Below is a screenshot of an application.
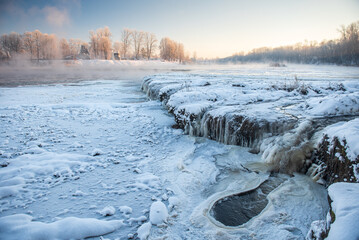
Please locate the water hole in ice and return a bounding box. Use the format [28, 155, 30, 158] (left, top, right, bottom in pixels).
[209, 174, 288, 227]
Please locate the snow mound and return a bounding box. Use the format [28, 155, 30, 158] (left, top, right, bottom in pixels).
[137, 222, 151, 240]
[0, 214, 124, 240]
[149, 201, 168, 225]
[98, 206, 116, 216]
[119, 205, 133, 215]
[322, 118, 359, 160]
[327, 182, 359, 240]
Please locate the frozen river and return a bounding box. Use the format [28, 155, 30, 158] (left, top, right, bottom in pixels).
[1, 63, 355, 239]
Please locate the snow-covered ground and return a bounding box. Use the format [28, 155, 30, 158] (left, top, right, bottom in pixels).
[143, 64, 359, 173]
[326, 182, 359, 240]
[0, 63, 357, 239]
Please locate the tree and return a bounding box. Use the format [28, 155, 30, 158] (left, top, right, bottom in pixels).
[121, 28, 132, 59]
[132, 30, 144, 60]
[22, 32, 35, 59]
[0, 34, 11, 55]
[159, 37, 185, 62]
[0, 32, 23, 58]
[8, 32, 22, 54]
[89, 30, 99, 58]
[144, 32, 157, 60]
[60, 38, 70, 58]
[32, 30, 43, 61]
[89, 26, 112, 59]
[69, 39, 83, 57]
[41, 33, 59, 60]
[98, 26, 112, 60]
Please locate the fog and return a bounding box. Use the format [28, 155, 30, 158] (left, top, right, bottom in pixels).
[0, 60, 192, 87]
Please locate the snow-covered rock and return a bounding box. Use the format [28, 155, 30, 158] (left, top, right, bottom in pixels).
[137, 222, 151, 240]
[149, 201, 168, 225]
[310, 118, 359, 185]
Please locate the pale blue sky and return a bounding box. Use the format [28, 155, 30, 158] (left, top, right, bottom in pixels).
[0, 0, 358, 58]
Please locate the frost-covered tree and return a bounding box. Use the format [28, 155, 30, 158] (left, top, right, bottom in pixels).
[121, 28, 132, 59]
[60, 38, 70, 58]
[69, 39, 83, 57]
[89, 30, 99, 59]
[132, 30, 144, 60]
[144, 32, 157, 60]
[0, 32, 22, 58]
[22, 32, 35, 59]
[89, 27, 112, 59]
[160, 37, 185, 62]
[113, 41, 122, 58]
[32, 30, 43, 61]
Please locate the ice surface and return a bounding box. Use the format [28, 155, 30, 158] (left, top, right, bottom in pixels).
[0, 64, 344, 239]
[327, 182, 359, 240]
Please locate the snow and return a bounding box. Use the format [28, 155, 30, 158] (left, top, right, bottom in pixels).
[327, 182, 359, 240]
[0, 214, 124, 240]
[0, 63, 355, 239]
[168, 196, 180, 211]
[144, 64, 359, 123]
[321, 118, 359, 161]
[119, 206, 133, 215]
[137, 222, 152, 240]
[98, 206, 116, 216]
[149, 201, 168, 225]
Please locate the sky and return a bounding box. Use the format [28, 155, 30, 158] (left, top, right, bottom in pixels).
[0, 0, 358, 58]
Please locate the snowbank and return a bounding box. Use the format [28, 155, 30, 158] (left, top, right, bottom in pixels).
[0, 214, 124, 240]
[322, 118, 359, 161]
[327, 182, 359, 240]
[310, 118, 359, 185]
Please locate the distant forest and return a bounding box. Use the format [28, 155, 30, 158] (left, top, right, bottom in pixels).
[0, 26, 189, 63]
[220, 20, 359, 66]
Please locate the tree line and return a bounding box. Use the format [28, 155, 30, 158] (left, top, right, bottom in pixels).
[0, 26, 189, 62]
[220, 20, 359, 66]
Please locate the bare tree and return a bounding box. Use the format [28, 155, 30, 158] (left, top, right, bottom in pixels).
[8, 32, 22, 54]
[69, 39, 84, 57]
[0, 32, 23, 59]
[60, 38, 70, 59]
[0, 34, 11, 56]
[32, 30, 43, 61]
[89, 27, 112, 59]
[22, 32, 35, 59]
[160, 37, 185, 62]
[132, 30, 144, 60]
[41, 33, 59, 60]
[98, 26, 112, 59]
[144, 32, 157, 60]
[121, 28, 132, 59]
[89, 30, 99, 59]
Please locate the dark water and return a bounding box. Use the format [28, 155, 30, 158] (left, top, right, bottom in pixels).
[210, 175, 287, 226]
